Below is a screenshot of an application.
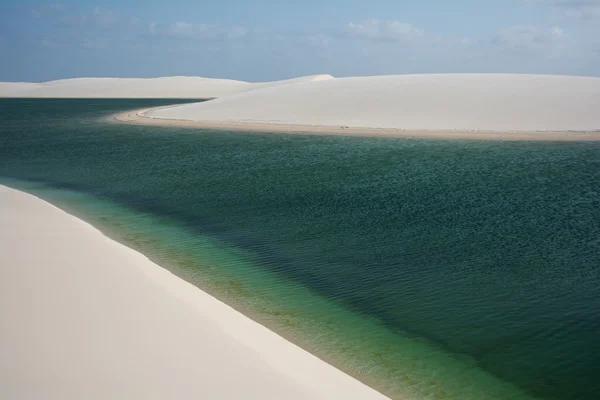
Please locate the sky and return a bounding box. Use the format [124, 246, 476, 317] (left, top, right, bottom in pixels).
[1, 0, 599, 82]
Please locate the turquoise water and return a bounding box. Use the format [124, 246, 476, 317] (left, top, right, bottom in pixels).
[1, 99, 599, 400]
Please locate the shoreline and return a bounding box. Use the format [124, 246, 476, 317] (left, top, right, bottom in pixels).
[0, 178, 543, 400]
[0, 185, 390, 400]
[20, 181, 390, 397]
[115, 106, 600, 142]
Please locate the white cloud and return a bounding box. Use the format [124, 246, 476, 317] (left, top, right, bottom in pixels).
[168, 21, 195, 37]
[18, 5, 599, 78]
[526, 0, 600, 18]
[129, 16, 141, 27]
[48, 3, 65, 11]
[81, 37, 109, 49]
[37, 6, 123, 29]
[29, 3, 64, 19]
[228, 26, 249, 39]
[168, 22, 221, 39]
[304, 34, 332, 48]
[347, 19, 424, 41]
[492, 26, 566, 50]
[150, 21, 249, 41]
[92, 8, 121, 26]
[551, 26, 565, 37]
[41, 38, 58, 48]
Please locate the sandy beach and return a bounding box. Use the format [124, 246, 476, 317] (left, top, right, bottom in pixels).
[0, 185, 389, 400]
[116, 107, 600, 141]
[112, 73, 600, 141]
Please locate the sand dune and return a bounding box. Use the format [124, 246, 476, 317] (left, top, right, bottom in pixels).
[0, 77, 248, 98]
[0, 185, 388, 400]
[5, 73, 599, 134]
[147, 74, 600, 132]
[0, 82, 40, 96]
[0, 74, 334, 98]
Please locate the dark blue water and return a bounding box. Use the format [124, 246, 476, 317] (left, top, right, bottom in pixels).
[1, 99, 599, 399]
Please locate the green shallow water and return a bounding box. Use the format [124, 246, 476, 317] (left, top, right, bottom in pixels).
[1, 99, 599, 400]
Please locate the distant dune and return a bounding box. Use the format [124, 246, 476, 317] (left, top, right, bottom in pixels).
[146, 74, 600, 132]
[0, 75, 334, 99]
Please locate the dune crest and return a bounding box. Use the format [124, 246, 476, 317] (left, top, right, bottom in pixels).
[0, 74, 334, 99]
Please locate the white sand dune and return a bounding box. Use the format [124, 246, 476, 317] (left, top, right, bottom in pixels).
[0, 77, 248, 98]
[147, 74, 600, 132]
[0, 74, 334, 98]
[0, 82, 40, 95]
[0, 185, 388, 400]
[5, 72, 599, 135]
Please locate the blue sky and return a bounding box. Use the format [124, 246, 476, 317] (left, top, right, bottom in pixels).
[1, 0, 599, 82]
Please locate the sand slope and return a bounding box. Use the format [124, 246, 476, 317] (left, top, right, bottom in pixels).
[0, 75, 334, 98]
[0, 185, 388, 400]
[147, 74, 600, 132]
